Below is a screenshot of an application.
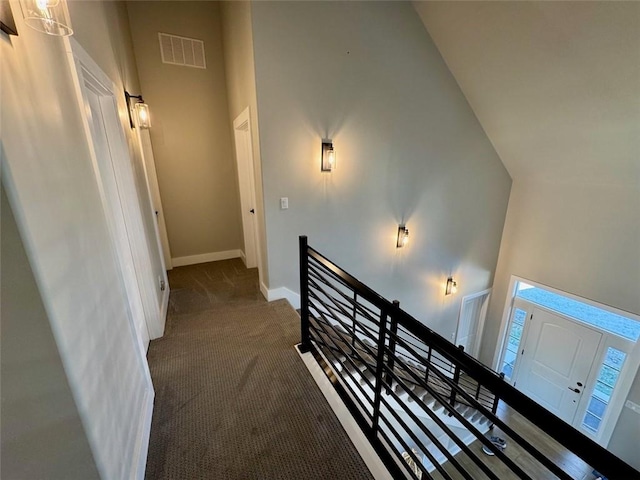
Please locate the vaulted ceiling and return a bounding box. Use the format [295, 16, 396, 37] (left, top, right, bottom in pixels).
[414, 1, 640, 187]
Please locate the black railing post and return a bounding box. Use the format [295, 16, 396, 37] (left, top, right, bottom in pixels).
[384, 300, 400, 394]
[299, 236, 311, 353]
[449, 345, 464, 410]
[492, 372, 505, 415]
[372, 309, 389, 434]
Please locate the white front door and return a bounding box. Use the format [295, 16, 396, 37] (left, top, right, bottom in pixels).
[515, 308, 602, 424]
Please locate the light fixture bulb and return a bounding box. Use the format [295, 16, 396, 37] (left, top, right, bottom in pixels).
[397, 226, 409, 248]
[321, 141, 335, 172]
[20, 0, 72, 36]
[134, 103, 151, 129]
[445, 277, 458, 296]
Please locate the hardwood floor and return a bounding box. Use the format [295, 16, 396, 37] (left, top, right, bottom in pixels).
[432, 402, 597, 480]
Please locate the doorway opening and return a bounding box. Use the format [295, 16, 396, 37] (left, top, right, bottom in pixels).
[496, 277, 640, 445]
[233, 107, 261, 273]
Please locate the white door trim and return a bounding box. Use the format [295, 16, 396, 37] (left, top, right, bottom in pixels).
[136, 128, 172, 271]
[233, 107, 261, 271]
[455, 288, 491, 358]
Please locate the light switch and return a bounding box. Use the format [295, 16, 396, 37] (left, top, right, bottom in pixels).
[280, 197, 289, 209]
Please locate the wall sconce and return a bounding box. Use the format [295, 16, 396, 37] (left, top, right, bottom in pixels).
[396, 225, 409, 248]
[19, 0, 73, 36]
[445, 277, 458, 296]
[321, 140, 335, 172]
[125, 91, 151, 129]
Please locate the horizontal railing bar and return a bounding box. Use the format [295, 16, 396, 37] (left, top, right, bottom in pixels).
[378, 385, 475, 480]
[304, 342, 408, 479]
[373, 421, 426, 480]
[309, 297, 379, 363]
[380, 365, 503, 480]
[308, 270, 383, 328]
[303, 240, 639, 480]
[309, 336, 376, 422]
[308, 287, 380, 345]
[308, 315, 378, 412]
[385, 338, 572, 480]
[381, 353, 536, 480]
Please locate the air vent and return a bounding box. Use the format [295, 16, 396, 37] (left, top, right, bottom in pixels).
[158, 33, 206, 69]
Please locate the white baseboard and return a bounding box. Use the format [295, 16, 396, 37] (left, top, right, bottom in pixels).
[297, 348, 393, 480]
[171, 249, 242, 267]
[265, 285, 300, 309]
[239, 250, 247, 266]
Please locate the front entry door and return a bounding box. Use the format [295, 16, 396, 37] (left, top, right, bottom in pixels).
[515, 308, 602, 424]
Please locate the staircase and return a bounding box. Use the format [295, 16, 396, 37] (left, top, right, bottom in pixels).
[298, 235, 639, 480]
[312, 314, 493, 475]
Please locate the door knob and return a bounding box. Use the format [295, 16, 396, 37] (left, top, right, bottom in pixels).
[568, 387, 581, 393]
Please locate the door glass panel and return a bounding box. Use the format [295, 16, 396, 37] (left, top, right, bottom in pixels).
[501, 308, 527, 379]
[582, 347, 627, 434]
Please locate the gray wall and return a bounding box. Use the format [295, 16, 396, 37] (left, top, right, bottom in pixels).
[251, 1, 512, 338]
[128, 1, 243, 262]
[220, 0, 270, 286]
[1, 185, 99, 479]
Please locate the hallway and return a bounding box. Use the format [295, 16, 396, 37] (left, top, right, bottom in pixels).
[144, 259, 373, 479]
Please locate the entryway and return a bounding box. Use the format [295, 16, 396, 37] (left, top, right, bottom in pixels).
[496, 277, 640, 446]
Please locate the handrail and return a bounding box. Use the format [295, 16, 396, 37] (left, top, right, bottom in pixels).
[299, 236, 639, 480]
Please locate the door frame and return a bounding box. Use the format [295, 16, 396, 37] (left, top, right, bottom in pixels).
[495, 275, 640, 446]
[454, 288, 491, 358]
[233, 107, 261, 270]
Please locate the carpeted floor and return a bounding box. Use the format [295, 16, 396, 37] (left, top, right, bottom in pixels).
[144, 259, 374, 479]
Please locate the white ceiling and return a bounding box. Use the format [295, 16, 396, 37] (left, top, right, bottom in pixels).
[414, 1, 640, 186]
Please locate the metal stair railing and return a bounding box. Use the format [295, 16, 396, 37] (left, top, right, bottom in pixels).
[298, 235, 639, 480]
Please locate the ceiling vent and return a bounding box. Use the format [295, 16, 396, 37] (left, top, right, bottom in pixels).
[158, 33, 206, 69]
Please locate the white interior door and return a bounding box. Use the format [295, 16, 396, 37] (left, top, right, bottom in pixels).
[233, 107, 259, 269]
[455, 290, 490, 358]
[84, 85, 150, 349]
[515, 308, 602, 424]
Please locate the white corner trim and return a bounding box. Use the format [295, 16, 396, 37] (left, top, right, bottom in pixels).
[133, 387, 155, 480]
[266, 286, 300, 309]
[297, 349, 393, 480]
[239, 249, 247, 266]
[260, 281, 269, 302]
[171, 249, 242, 267]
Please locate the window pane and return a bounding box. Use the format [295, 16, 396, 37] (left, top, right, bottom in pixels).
[503, 349, 517, 365]
[598, 365, 620, 388]
[604, 348, 626, 370]
[587, 397, 607, 418]
[582, 347, 627, 435]
[513, 308, 526, 326]
[501, 362, 514, 378]
[583, 412, 601, 432]
[594, 381, 613, 399]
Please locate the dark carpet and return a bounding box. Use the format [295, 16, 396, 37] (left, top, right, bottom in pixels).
[145, 259, 374, 479]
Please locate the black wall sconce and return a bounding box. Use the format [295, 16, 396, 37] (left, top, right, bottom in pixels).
[125, 91, 150, 129]
[397, 225, 409, 248]
[321, 140, 335, 172]
[445, 277, 458, 295]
